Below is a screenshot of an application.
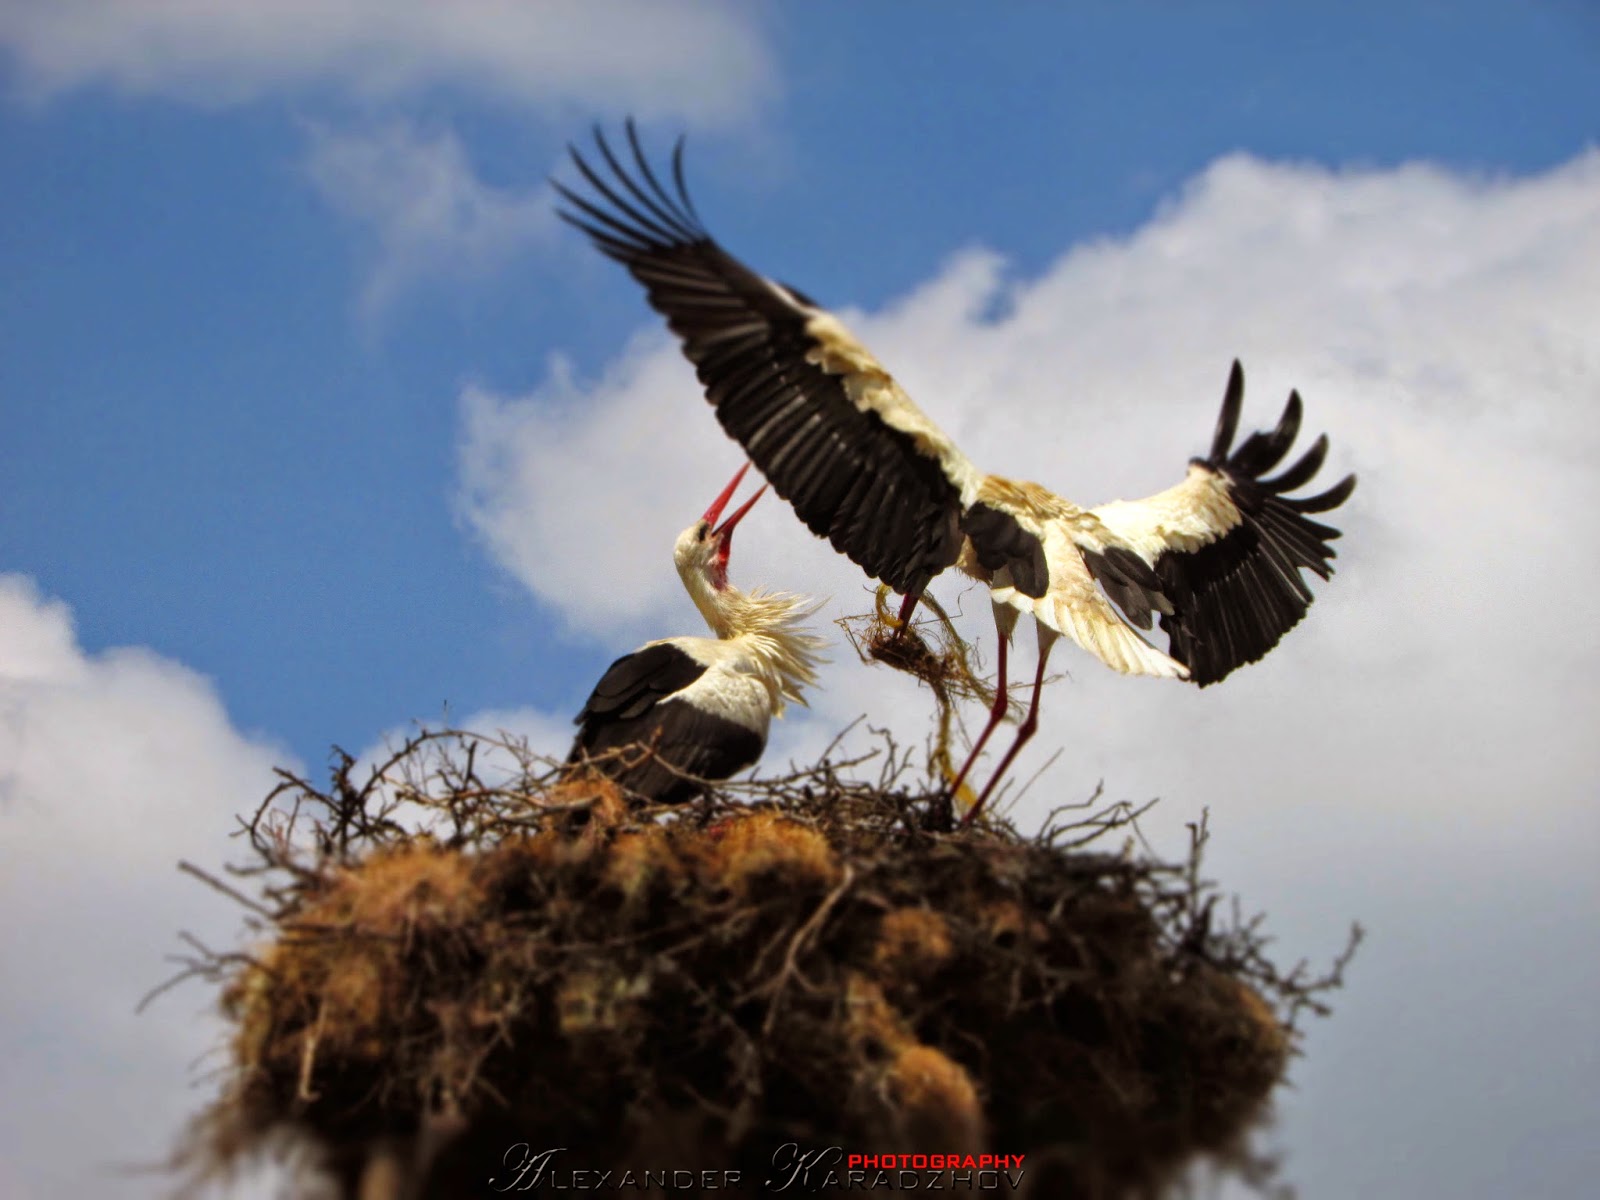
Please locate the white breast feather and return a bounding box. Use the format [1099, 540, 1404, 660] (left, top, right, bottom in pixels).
[665, 639, 777, 736]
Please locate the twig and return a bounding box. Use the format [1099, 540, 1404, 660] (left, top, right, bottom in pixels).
[762, 865, 856, 1035]
[178, 859, 276, 919]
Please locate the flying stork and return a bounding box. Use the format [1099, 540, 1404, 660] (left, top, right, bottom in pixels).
[554, 124, 1356, 820]
[566, 463, 825, 805]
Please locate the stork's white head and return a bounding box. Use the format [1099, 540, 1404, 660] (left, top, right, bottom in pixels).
[674, 462, 824, 703]
[675, 463, 768, 626]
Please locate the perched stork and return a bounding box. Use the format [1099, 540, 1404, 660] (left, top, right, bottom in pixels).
[566, 463, 824, 805]
[555, 124, 1356, 820]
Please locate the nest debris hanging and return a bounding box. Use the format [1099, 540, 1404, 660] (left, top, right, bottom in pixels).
[837, 586, 1038, 808]
[170, 729, 1359, 1199]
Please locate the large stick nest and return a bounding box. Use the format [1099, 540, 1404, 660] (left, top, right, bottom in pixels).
[172, 730, 1358, 1199]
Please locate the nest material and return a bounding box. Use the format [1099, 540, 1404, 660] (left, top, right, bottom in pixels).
[835, 587, 1052, 809]
[177, 731, 1358, 1199]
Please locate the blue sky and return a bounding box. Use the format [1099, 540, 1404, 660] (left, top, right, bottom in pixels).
[3, 4, 1598, 1198]
[4, 4, 1596, 755]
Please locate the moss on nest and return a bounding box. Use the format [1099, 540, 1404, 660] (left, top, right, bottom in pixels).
[176, 731, 1357, 1199]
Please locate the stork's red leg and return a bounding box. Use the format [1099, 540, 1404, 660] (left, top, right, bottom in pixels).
[890, 590, 922, 642]
[945, 631, 1008, 806]
[962, 631, 1057, 825]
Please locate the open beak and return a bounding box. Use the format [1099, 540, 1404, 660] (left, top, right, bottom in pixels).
[703, 462, 768, 544]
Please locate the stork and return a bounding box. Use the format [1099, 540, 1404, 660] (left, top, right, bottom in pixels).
[555, 124, 1356, 821]
[566, 463, 825, 805]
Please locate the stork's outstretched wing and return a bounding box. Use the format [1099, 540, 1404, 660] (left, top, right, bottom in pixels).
[555, 122, 1044, 601]
[1090, 360, 1356, 686]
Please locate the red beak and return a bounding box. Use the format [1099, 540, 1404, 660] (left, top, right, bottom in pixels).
[703, 462, 768, 543]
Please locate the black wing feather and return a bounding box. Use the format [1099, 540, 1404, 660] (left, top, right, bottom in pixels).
[571, 641, 707, 728]
[555, 122, 965, 599]
[1157, 363, 1357, 686]
[1259, 433, 1328, 493]
[1082, 544, 1173, 631]
[568, 642, 765, 804]
[1209, 359, 1245, 460]
[572, 698, 765, 806]
[961, 502, 1051, 598]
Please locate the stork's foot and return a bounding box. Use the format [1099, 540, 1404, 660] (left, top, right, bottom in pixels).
[944, 779, 982, 830]
[956, 790, 990, 830]
[888, 589, 923, 638]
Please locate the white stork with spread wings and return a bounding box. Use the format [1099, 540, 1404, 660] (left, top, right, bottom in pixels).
[567, 463, 824, 805]
[555, 124, 1356, 821]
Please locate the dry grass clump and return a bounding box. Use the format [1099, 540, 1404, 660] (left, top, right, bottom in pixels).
[170, 730, 1358, 1199]
[837, 588, 1031, 802]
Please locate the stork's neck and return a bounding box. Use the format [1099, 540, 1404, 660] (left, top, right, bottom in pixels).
[680, 570, 824, 713]
[680, 561, 735, 639]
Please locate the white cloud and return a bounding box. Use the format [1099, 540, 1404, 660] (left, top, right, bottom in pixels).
[0, 0, 775, 122]
[458, 149, 1600, 1183]
[304, 121, 556, 318]
[458, 333, 761, 646]
[0, 577, 585, 1198]
[0, 575, 294, 1199]
[1, 2, 779, 319]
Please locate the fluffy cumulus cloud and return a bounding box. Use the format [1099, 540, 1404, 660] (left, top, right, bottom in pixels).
[0, 0, 774, 122]
[304, 121, 557, 318]
[0, 575, 293, 1199]
[460, 151, 1600, 1192]
[0, 576, 580, 1198]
